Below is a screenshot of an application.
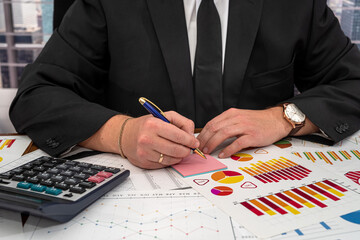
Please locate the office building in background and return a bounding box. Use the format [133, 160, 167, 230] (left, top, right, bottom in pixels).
[341, 0, 360, 48]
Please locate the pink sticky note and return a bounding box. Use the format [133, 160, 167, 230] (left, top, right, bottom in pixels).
[172, 154, 227, 177]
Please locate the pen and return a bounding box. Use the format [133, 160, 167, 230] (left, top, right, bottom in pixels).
[139, 97, 207, 159]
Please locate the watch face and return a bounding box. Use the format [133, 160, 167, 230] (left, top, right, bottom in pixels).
[285, 104, 306, 123]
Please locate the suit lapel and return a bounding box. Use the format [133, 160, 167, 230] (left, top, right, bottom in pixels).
[223, 0, 263, 109]
[146, 0, 195, 120]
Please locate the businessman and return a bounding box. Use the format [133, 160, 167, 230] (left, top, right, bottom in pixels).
[10, 0, 360, 169]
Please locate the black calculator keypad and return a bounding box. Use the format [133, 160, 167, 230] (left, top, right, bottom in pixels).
[0, 156, 122, 200]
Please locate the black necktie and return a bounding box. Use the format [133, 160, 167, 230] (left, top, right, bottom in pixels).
[194, 0, 223, 127]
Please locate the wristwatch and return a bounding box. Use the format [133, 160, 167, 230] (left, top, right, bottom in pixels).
[283, 103, 306, 136]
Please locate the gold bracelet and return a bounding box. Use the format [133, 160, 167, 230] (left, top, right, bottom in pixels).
[118, 117, 131, 159]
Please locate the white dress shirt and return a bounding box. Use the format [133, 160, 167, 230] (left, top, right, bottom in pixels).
[183, 0, 229, 73]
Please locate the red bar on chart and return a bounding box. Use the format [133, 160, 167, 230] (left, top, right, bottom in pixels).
[323, 180, 347, 192]
[275, 192, 303, 209]
[308, 184, 340, 201]
[259, 197, 287, 215]
[292, 189, 327, 208]
[240, 202, 264, 216]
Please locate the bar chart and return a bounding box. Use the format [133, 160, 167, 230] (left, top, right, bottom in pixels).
[238, 157, 311, 183]
[293, 150, 360, 165]
[345, 171, 360, 185]
[240, 180, 347, 217]
[0, 139, 16, 150]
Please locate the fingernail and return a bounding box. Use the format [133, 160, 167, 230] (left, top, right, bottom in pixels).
[219, 152, 225, 158]
[203, 147, 208, 154]
[195, 140, 200, 148]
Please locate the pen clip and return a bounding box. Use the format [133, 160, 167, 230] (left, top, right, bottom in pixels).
[140, 97, 167, 119]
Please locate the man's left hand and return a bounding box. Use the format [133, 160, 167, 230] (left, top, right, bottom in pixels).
[197, 107, 293, 158]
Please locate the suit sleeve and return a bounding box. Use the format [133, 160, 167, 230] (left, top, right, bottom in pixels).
[9, 0, 118, 156]
[290, 0, 360, 142]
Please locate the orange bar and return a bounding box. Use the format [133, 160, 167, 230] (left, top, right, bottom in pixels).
[239, 168, 255, 176]
[293, 152, 302, 158]
[279, 157, 297, 167]
[249, 199, 276, 216]
[250, 166, 264, 175]
[319, 152, 333, 165]
[267, 195, 300, 215]
[260, 161, 278, 171]
[284, 190, 315, 208]
[307, 152, 317, 162]
[300, 186, 327, 200]
[0, 140, 10, 150]
[279, 158, 295, 168]
[330, 151, 342, 161]
[256, 162, 274, 173]
[343, 151, 352, 159]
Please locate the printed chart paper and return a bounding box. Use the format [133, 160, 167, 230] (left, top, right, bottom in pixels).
[0, 190, 235, 240]
[179, 148, 360, 238]
[0, 135, 32, 173]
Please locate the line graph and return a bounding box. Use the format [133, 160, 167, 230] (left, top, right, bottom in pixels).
[29, 190, 235, 240]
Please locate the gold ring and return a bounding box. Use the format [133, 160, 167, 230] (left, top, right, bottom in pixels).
[158, 153, 164, 164]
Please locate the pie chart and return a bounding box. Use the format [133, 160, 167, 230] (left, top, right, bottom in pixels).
[211, 186, 233, 196]
[274, 140, 292, 149]
[211, 171, 244, 184]
[231, 153, 253, 161]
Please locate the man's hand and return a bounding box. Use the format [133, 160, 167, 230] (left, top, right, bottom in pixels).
[197, 107, 319, 159]
[122, 111, 199, 169]
[80, 111, 199, 169]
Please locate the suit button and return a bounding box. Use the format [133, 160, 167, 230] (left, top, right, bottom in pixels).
[46, 138, 60, 148]
[335, 123, 349, 134]
[51, 142, 60, 148]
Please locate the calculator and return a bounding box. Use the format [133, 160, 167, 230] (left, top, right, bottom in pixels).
[0, 155, 130, 222]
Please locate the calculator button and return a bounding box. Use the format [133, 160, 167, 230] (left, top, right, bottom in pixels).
[96, 171, 113, 178]
[43, 161, 57, 168]
[88, 176, 105, 183]
[53, 158, 66, 164]
[0, 171, 14, 179]
[40, 179, 55, 187]
[64, 161, 77, 166]
[22, 163, 34, 170]
[104, 167, 120, 173]
[69, 166, 83, 172]
[12, 168, 24, 174]
[64, 178, 79, 185]
[47, 168, 61, 174]
[73, 173, 90, 180]
[28, 176, 41, 184]
[31, 184, 47, 192]
[69, 186, 86, 194]
[82, 169, 98, 175]
[77, 162, 93, 168]
[60, 170, 74, 177]
[17, 182, 32, 189]
[91, 165, 106, 171]
[78, 181, 96, 189]
[33, 166, 46, 172]
[12, 174, 26, 181]
[54, 183, 69, 190]
[23, 170, 37, 177]
[56, 164, 70, 170]
[45, 187, 62, 196]
[51, 175, 65, 182]
[37, 173, 52, 180]
[64, 193, 73, 198]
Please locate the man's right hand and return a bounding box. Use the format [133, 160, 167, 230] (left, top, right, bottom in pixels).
[80, 111, 199, 169]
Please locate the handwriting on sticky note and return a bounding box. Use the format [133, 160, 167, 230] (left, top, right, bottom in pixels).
[172, 154, 227, 177]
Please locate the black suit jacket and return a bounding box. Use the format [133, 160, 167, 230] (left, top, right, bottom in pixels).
[10, 0, 360, 156]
